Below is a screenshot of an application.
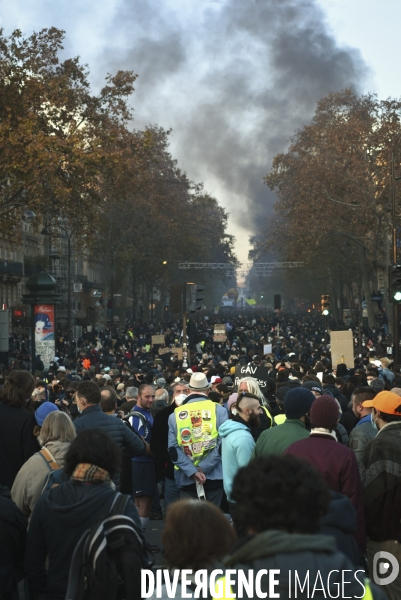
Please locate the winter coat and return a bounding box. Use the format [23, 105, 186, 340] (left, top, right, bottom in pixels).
[0, 484, 28, 596]
[323, 384, 348, 412]
[284, 434, 366, 552]
[219, 418, 255, 502]
[150, 402, 176, 480]
[223, 529, 385, 599]
[361, 421, 401, 542]
[340, 408, 358, 435]
[11, 440, 71, 518]
[168, 393, 228, 489]
[0, 401, 38, 490]
[335, 422, 349, 445]
[25, 480, 144, 599]
[74, 405, 145, 488]
[349, 414, 377, 473]
[321, 491, 364, 568]
[252, 418, 309, 458]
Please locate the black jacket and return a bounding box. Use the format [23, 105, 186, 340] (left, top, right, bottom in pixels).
[0, 484, 27, 595]
[0, 401, 38, 489]
[150, 402, 176, 480]
[323, 384, 348, 412]
[25, 480, 144, 599]
[74, 405, 145, 488]
[321, 491, 364, 568]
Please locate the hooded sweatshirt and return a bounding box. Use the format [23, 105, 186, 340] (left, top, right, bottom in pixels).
[223, 530, 381, 599]
[219, 418, 255, 502]
[25, 479, 144, 599]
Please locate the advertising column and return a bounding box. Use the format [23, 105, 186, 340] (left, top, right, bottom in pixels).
[34, 304, 55, 370]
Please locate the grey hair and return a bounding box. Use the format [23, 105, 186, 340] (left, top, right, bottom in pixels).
[171, 380, 189, 393]
[155, 389, 169, 402]
[38, 411, 76, 446]
[126, 386, 138, 399]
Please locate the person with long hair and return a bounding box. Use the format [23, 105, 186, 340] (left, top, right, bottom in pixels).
[25, 429, 146, 600]
[12, 411, 76, 518]
[0, 370, 37, 489]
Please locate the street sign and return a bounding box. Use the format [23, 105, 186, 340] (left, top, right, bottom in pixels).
[91, 290, 103, 298]
[73, 283, 82, 293]
[362, 300, 367, 309]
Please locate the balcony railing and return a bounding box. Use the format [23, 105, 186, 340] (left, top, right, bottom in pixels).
[0, 261, 23, 276]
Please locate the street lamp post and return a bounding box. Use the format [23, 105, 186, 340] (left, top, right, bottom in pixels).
[42, 223, 73, 346]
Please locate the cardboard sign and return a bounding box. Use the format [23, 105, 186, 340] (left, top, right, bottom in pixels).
[330, 330, 354, 368]
[176, 347, 183, 360]
[158, 347, 171, 355]
[234, 365, 271, 393]
[152, 335, 165, 346]
[213, 324, 227, 342]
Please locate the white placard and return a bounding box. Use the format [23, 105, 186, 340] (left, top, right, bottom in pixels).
[263, 344, 273, 354]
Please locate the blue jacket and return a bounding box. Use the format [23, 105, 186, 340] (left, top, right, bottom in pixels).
[74, 405, 145, 488]
[219, 419, 255, 502]
[167, 394, 228, 488]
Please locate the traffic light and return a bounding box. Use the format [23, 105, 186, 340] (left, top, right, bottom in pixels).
[389, 264, 401, 303]
[321, 294, 330, 315]
[188, 284, 205, 312]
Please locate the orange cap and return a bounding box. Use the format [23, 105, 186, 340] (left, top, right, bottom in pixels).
[362, 391, 401, 415]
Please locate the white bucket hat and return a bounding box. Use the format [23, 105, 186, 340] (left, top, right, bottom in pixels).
[188, 372, 211, 391]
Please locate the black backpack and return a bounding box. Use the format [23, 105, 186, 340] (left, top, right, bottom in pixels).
[65, 493, 147, 600]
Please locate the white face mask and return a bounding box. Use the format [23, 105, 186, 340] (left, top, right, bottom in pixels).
[231, 408, 238, 415]
[175, 394, 187, 407]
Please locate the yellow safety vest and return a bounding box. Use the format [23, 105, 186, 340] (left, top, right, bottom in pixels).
[274, 413, 286, 425]
[363, 580, 373, 600]
[175, 400, 219, 466]
[213, 576, 234, 600]
[212, 576, 373, 600]
[261, 405, 274, 425]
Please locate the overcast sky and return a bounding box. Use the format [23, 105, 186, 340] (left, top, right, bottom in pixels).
[1, 0, 399, 263]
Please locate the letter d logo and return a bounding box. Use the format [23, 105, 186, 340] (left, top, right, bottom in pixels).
[373, 551, 399, 586]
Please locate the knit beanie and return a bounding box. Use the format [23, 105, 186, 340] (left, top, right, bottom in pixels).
[284, 388, 315, 419]
[227, 393, 238, 411]
[276, 386, 291, 401]
[35, 402, 59, 426]
[310, 395, 339, 430]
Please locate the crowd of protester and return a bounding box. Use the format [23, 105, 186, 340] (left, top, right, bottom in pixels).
[0, 311, 399, 599]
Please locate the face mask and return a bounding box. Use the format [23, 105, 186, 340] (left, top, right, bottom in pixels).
[371, 411, 378, 430]
[231, 408, 238, 415]
[175, 394, 187, 407]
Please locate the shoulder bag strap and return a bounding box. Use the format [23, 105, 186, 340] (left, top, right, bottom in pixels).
[39, 447, 61, 472]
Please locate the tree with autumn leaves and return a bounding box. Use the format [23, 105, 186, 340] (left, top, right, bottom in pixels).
[0, 27, 236, 318]
[259, 90, 401, 327]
